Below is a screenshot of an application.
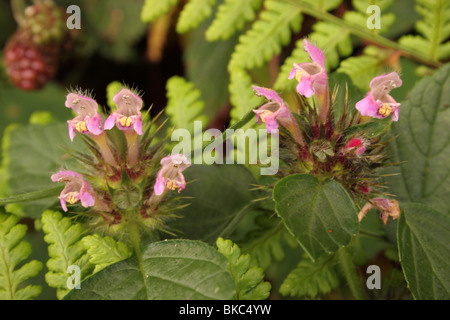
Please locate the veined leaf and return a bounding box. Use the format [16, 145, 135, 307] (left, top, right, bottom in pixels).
[280, 253, 339, 299]
[273, 174, 359, 260]
[385, 63, 450, 214]
[65, 239, 235, 300]
[0, 211, 43, 300]
[397, 203, 450, 299]
[41, 210, 93, 299]
[141, 0, 178, 23]
[206, 0, 262, 41]
[216, 237, 271, 300]
[228, 0, 302, 70]
[82, 234, 132, 274]
[301, 0, 343, 12]
[176, 0, 216, 34]
[398, 0, 450, 61]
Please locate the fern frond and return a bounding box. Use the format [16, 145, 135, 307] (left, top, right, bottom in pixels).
[216, 237, 271, 300]
[300, 0, 343, 12]
[165, 76, 209, 134]
[141, 0, 178, 23]
[82, 234, 132, 274]
[41, 210, 93, 299]
[206, 0, 262, 42]
[280, 253, 339, 299]
[337, 45, 394, 91]
[399, 0, 450, 61]
[176, 0, 217, 34]
[0, 211, 43, 300]
[228, 0, 302, 70]
[229, 68, 263, 125]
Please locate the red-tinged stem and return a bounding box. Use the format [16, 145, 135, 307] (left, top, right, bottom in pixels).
[124, 130, 139, 168]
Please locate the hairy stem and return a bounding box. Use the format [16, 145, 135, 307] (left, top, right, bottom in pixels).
[337, 247, 367, 300]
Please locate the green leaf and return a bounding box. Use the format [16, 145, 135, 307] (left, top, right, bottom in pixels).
[216, 237, 271, 300]
[82, 234, 132, 274]
[0, 211, 43, 300]
[301, 0, 343, 11]
[106, 81, 123, 111]
[397, 202, 450, 299]
[206, 0, 262, 41]
[41, 210, 93, 299]
[0, 186, 63, 206]
[165, 76, 209, 134]
[229, 68, 263, 125]
[166, 165, 259, 244]
[385, 63, 450, 214]
[141, 0, 178, 23]
[228, 0, 302, 70]
[273, 174, 359, 260]
[344, 116, 392, 139]
[65, 239, 235, 300]
[280, 253, 339, 299]
[0, 122, 87, 218]
[398, 0, 450, 61]
[176, 0, 216, 34]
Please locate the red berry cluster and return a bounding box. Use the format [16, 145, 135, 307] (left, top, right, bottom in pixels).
[2, 1, 72, 91]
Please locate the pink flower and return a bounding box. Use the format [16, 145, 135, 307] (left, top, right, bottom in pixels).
[355, 72, 402, 121]
[51, 170, 95, 212]
[252, 86, 294, 133]
[104, 89, 143, 135]
[345, 138, 366, 156]
[66, 93, 104, 141]
[288, 39, 328, 98]
[154, 154, 191, 196]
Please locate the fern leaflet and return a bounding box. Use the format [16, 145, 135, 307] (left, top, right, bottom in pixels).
[141, 0, 178, 23]
[176, 0, 217, 34]
[82, 234, 132, 274]
[0, 211, 43, 300]
[41, 210, 93, 299]
[216, 237, 271, 300]
[399, 0, 450, 61]
[206, 0, 262, 42]
[280, 253, 339, 299]
[228, 0, 302, 71]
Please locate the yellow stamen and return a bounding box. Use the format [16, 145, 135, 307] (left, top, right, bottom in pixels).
[295, 70, 305, 83]
[66, 192, 79, 204]
[119, 116, 133, 127]
[378, 103, 393, 116]
[75, 121, 88, 132]
[259, 110, 274, 123]
[166, 179, 178, 191]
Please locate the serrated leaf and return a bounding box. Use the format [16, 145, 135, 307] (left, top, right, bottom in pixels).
[216, 237, 271, 300]
[82, 234, 132, 274]
[273, 174, 359, 260]
[280, 253, 339, 298]
[41, 210, 93, 299]
[385, 63, 450, 214]
[398, 0, 450, 61]
[176, 0, 216, 34]
[397, 203, 450, 299]
[228, 0, 302, 70]
[229, 68, 263, 125]
[206, 0, 262, 41]
[0, 211, 43, 300]
[301, 0, 343, 11]
[141, 0, 178, 23]
[64, 239, 235, 300]
[165, 76, 209, 134]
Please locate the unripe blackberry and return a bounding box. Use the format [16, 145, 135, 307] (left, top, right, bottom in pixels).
[21, 0, 66, 46]
[3, 31, 59, 90]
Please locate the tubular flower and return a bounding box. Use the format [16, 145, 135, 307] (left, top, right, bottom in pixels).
[51, 170, 95, 212]
[104, 89, 143, 135]
[252, 86, 305, 145]
[66, 93, 103, 141]
[355, 72, 403, 121]
[357, 198, 400, 224]
[154, 154, 191, 196]
[345, 138, 366, 156]
[288, 39, 328, 99]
